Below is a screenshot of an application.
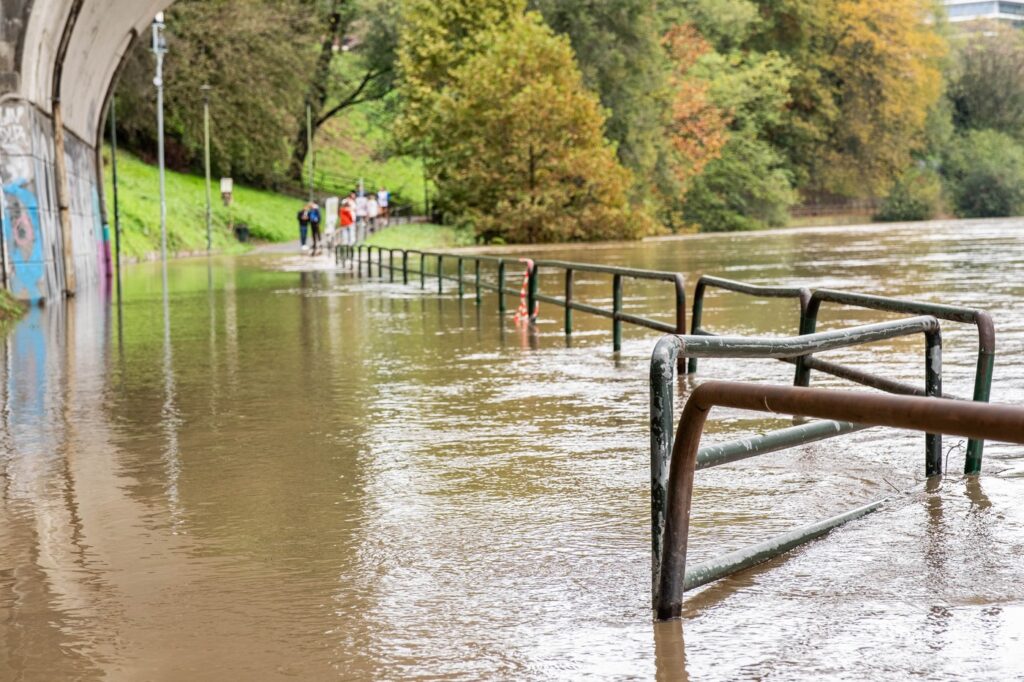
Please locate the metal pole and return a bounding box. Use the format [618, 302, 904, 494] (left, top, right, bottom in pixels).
[613, 274, 623, 352]
[202, 84, 212, 253]
[153, 15, 168, 267]
[565, 269, 574, 335]
[306, 101, 314, 202]
[110, 97, 122, 303]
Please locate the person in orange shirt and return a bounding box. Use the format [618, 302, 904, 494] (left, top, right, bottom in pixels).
[339, 194, 355, 245]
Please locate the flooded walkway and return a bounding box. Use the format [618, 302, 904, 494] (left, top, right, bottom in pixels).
[2, 219, 1024, 679]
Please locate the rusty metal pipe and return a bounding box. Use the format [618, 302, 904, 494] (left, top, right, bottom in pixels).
[655, 381, 1024, 620]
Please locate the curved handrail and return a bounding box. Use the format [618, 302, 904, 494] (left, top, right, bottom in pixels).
[797, 288, 996, 473]
[655, 380, 1024, 620]
[649, 317, 942, 605]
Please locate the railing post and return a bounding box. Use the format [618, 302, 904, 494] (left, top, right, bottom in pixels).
[794, 297, 820, 387]
[437, 255, 444, 295]
[688, 279, 706, 374]
[650, 336, 682, 609]
[965, 349, 995, 474]
[420, 253, 426, 289]
[402, 251, 409, 285]
[474, 259, 482, 304]
[389, 250, 395, 282]
[565, 268, 574, 335]
[613, 273, 623, 352]
[925, 329, 944, 476]
[457, 258, 465, 298]
[498, 260, 506, 313]
[377, 247, 383, 278]
[528, 262, 538, 323]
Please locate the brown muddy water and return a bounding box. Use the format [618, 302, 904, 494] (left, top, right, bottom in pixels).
[2, 219, 1024, 680]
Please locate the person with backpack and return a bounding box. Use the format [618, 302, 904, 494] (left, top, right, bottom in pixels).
[297, 204, 310, 251]
[308, 202, 322, 254]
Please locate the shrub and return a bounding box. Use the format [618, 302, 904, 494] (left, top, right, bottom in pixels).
[875, 166, 944, 222]
[943, 129, 1024, 218]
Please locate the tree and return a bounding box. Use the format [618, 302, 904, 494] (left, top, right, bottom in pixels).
[943, 129, 1024, 218]
[115, 0, 316, 186]
[676, 0, 946, 197]
[395, 0, 525, 150]
[430, 13, 643, 242]
[948, 23, 1024, 138]
[531, 0, 672, 201]
[287, 0, 399, 181]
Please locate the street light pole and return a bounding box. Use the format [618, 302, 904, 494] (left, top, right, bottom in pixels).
[110, 97, 122, 304]
[152, 13, 168, 266]
[201, 84, 212, 253]
[306, 100, 314, 202]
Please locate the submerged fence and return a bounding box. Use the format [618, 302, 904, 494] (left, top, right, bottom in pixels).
[334, 241, 1010, 620]
[652, 380, 1024, 620]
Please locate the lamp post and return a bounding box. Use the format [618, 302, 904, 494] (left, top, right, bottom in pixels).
[306, 100, 314, 202]
[201, 84, 212, 253]
[152, 12, 168, 266]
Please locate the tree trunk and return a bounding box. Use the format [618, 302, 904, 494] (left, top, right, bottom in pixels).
[288, 0, 346, 182]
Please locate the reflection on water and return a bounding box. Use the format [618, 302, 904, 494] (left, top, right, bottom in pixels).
[2, 219, 1024, 679]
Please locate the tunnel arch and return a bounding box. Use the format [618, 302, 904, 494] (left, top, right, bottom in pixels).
[0, 0, 172, 301]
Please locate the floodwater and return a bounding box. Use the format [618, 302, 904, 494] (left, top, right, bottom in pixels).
[2, 219, 1024, 680]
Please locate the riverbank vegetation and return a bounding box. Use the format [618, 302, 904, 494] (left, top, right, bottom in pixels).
[110, 0, 1024, 244]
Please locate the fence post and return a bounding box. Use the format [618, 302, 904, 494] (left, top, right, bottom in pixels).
[475, 259, 481, 304]
[613, 274, 623, 352]
[565, 268, 574, 335]
[457, 258, 465, 298]
[437, 255, 444, 295]
[688, 280, 706, 374]
[498, 260, 506, 313]
[402, 251, 409, 285]
[389, 250, 395, 282]
[420, 253, 426, 289]
[925, 329, 943, 477]
[377, 247, 383, 278]
[528, 262, 538, 323]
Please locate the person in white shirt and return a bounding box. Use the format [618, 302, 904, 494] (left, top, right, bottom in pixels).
[367, 195, 380, 232]
[377, 187, 390, 225]
[354, 193, 369, 240]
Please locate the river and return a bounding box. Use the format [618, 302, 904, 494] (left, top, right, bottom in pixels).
[2, 218, 1023, 679]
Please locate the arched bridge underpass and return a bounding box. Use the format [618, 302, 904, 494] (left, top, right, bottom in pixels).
[0, 0, 171, 302]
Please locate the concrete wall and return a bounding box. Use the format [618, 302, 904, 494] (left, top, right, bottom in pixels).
[0, 0, 172, 302]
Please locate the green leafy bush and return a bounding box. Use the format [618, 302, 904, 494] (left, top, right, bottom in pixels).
[943, 130, 1024, 218]
[875, 166, 944, 222]
[682, 133, 795, 232]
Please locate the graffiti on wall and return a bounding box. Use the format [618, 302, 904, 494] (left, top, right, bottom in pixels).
[2, 177, 45, 301]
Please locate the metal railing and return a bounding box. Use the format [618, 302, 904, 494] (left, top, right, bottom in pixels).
[685, 277, 996, 475]
[653, 380, 1024, 620]
[648, 319, 943, 608]
[337, 244, 687, 350]
[796, 289, 995, 474]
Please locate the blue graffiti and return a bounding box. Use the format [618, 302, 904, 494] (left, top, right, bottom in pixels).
[2, 178, 45, 302]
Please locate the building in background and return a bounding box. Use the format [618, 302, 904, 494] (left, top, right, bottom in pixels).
[945, 1, 1024, 27]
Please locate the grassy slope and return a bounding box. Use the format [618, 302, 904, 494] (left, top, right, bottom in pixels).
[104, 147, 301, 259]
[362, 223, 473, 250]
[310, 97, 429, 213]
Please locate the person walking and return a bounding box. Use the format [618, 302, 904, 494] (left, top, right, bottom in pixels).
[308, 202, 322, 254]
[367, 194, 380, 233]
[339, 195, 354, 245]
[355, 192, 369, 238]
[377, 186, 390, 226]
[297, 204, 310, 251]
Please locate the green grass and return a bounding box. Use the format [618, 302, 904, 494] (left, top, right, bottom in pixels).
[104, 147, 302, 259]
[363, 223, 474, 250]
